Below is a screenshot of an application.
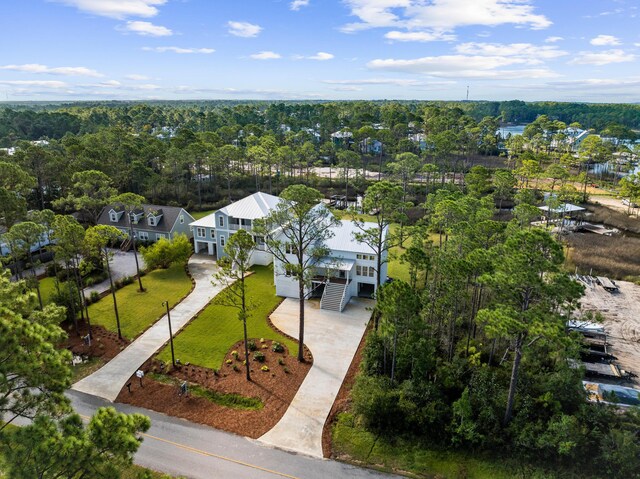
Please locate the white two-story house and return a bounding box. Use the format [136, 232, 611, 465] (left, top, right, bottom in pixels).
[273, 218, 388, 312]
[190, 192, 283, 265]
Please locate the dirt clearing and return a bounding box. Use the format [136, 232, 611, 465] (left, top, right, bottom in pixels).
[579, 279, 640, 387]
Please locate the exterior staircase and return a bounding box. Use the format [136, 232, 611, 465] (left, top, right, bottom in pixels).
[320, 281, 348, 312]
[120, 238, 132, 252]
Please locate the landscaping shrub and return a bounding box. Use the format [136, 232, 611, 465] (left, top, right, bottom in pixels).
[271, 341, 284, 353]
[247, 340, 257, 352]
[253, 351, 265, 362]
[140, 234, 192, 270]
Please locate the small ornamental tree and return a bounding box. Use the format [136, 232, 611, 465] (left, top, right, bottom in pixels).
[213, 229, 256, 381]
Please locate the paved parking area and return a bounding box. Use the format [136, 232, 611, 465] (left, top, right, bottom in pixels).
[84, 248, 146, 297]
[258, 297, 373, 458]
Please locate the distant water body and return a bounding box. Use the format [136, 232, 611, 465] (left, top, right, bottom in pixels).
[497, 125, 526, 139]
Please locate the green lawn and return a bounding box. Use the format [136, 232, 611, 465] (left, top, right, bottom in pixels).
[332, 413, 556, 479]
[88, 263, 192, 340]
[157, 265, 297, 370]
[38, 276, 58, 305]
[191, 209, 215, 220]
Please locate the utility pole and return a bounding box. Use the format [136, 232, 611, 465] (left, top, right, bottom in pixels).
[162, 300, 176, 368]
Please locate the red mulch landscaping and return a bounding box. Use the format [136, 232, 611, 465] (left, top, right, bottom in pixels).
[322, 321, 371, 458]
[60, 319, 129, 360]
[116, 339, 312, 438]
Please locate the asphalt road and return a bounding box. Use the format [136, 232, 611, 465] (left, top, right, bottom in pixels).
[65, 390, 399, 479]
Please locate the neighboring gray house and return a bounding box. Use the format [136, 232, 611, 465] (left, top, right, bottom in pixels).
[273, 218, 388, 312]
[189, 192, 283, 265]
[97, 203, 194, 242]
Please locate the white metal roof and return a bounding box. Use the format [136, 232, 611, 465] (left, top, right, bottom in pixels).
[538, 203, 585, 214]
[315, 257, 355, 271]
[189, 215, 217, 228]
[324, 220, 384, 255]
[219, 192, 283, 220]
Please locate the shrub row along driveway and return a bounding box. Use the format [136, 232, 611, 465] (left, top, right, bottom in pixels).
[73, 255, 226, 402]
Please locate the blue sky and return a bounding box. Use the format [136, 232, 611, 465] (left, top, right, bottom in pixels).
[1, 0, 639, 102]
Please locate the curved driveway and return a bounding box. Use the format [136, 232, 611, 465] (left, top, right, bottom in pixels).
[258, 297, 373, 458]
[73, 255, 224, 402]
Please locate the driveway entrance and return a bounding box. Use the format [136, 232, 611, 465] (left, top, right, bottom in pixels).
[258, 297, 373, 458]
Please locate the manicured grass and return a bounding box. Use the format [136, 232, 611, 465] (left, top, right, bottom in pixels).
[332, 413, 556, 479]
[88, 264, 192, 340]
[38, 276, 58, 305]
[157, 266, 297, 370]
[191, 209, 215, 220]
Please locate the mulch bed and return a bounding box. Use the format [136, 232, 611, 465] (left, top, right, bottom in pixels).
[60, 319, 129, 360]
[322, 320, 372, 458]
[116, 339, 313, 438]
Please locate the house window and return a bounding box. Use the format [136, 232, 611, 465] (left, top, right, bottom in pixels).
[220, 235, 226, 247]
[210, 229, 215, 239]
[284, 264, 295, 277]
[285, 243, 298, 255]
[138, 231, 149, 241]
[356, 254, 363, 260]
[197, 227, 206, 238]
[369, 255, 376, 261]
[356, 266, 375, 277]
[110, 212, 118, 222]
[148, 217, 156, 227]
[218, 216, 224, 227]
[156, 233, 165, 240]
[180, 214, 184, 224]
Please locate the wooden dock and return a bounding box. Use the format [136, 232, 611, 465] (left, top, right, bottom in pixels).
[579, 223, 616, 235]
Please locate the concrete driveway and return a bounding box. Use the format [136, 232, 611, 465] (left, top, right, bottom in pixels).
[84, 248, 146, 298]
[73, 255, 226, 401]
[258, 297, 373, 458]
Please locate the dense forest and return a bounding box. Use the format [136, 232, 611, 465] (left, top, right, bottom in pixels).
[1, 100, 639, 146]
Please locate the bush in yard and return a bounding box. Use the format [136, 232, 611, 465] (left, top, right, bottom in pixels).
[247, 340, 257, 351]
[253, 351, 265, 362]
[271, 341, 284, 353]
[140, 234, 192, 271]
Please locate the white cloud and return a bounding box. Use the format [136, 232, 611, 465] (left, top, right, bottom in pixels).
[545, 36, 563, 43]
[125, 74, 150, 80]
[367, 54, 558, 79]
[455, 42, 568, 61]
[290, 0, 310, 10]
[546, 78, 640, 89]
[52, 0, 166, 19]
[332, 86, 363, 91]
[249, 51, 281, 60]
[124, 20, 172, 36]
[0, 80, 69, 88]
[323, 78, 425, 86]
[384, 30, 455, 42]
[142, 46, 215, 54]
[340, 0, 551, 34]
[227, 21, 262, 38]
[0, 63, 103, 77]
[569, 49, 635, 66]
[297, 52, 334, 61]
[590, 34, 621, 46]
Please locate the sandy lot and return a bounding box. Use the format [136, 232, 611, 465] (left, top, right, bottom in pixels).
[578, 278, 640, 387]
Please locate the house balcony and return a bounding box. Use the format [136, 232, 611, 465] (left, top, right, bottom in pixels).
[229, 223, 252, 231]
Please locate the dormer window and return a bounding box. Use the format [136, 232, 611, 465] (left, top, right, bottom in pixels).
[218, 216, 224, 227]
[148, 216, 156, 226]
[147, 209, 163, 227]
[109, 208, 123, 222]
